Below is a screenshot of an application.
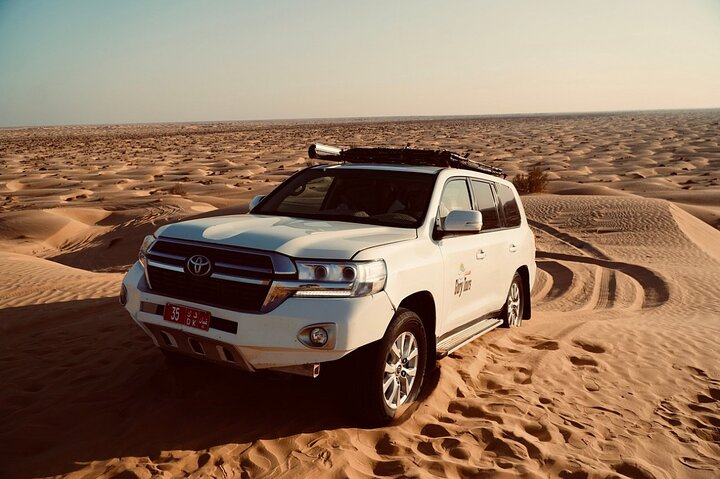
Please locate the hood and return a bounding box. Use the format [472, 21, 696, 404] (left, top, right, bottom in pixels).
[155, 214, 417, 259]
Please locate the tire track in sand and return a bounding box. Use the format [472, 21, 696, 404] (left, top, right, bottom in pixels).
[530, 216, 669, 311]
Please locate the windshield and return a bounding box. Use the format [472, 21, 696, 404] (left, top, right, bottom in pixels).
[254, 168, 437, 228]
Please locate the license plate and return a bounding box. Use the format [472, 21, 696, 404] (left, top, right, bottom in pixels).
[163, 303, 211, 331]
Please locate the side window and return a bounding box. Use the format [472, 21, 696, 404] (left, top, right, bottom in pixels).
[438, 178, 472, 226]
[497, 184, 521, 227]
[470, 180, 501, 230]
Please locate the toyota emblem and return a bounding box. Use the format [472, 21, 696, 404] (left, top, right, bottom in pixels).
[186, 254, 212, 277]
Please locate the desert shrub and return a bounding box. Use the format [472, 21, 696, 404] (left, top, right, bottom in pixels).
[168, 183, 188, 196]
[513, 167, 549, 194]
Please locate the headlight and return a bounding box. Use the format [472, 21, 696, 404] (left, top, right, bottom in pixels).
[294, 260, 386, 297]
[138, 234, 156, 269]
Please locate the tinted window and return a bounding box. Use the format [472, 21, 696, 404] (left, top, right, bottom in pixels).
[471, 180, 501, 230]
[438, 179, 472, 226]
[255, 169, 436, 228]
[497, 184, 521, 227]
[275, 176, 332, 213]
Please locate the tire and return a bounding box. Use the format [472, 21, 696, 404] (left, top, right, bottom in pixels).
[355, 308, 427, 425]
[501, 272, 524, 328]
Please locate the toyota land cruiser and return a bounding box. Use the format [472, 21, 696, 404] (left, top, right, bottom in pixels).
[120, 144, 536, 423]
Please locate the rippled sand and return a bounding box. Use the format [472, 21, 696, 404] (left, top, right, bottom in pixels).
[1, 111, 719, 478]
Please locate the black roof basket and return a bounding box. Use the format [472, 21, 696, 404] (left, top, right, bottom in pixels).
[308, 143, 506, 178]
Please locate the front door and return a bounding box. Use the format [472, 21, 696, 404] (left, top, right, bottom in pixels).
[436, 178, 497, 335]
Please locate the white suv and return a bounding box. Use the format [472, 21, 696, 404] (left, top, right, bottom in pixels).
[120, 144, 536, 423]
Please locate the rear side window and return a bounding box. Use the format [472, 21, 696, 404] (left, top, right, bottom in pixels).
[470, 180, 501, 230]
[497, 184, 521, 227]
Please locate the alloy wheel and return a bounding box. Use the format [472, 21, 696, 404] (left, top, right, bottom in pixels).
[507, 282, 522, 327]
[382, 331, 419, 409]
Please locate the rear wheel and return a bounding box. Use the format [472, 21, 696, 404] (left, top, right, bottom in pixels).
[356, 308, 427, 425]
[501, 272, 524, 328]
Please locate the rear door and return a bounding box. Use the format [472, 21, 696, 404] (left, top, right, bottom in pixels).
[492, 183, 525, 308]
[469, 179, 509, 312]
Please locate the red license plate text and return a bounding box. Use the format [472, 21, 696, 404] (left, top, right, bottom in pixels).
[163, 303, 211, 331]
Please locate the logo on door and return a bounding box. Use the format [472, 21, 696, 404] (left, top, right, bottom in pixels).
[454, 263, 472, 297]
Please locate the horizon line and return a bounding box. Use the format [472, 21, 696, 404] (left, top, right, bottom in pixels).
[2, 106, 719, 130]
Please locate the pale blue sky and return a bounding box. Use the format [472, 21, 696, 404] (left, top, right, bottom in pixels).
[1, 0, 719, 127]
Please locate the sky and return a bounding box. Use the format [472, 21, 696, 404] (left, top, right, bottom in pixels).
[1, 0, 719, 127]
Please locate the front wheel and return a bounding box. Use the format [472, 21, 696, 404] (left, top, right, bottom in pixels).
[501, 272, 524, 328]
[357, 308, 427, 425]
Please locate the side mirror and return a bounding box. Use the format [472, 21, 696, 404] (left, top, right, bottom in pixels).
[443, 210, 483, 233]
[249, 195, 266, 210]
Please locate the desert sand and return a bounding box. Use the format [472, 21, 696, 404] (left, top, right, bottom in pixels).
[1, 110, 719, 479]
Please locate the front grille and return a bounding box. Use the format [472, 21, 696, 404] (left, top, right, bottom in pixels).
[146, 238, 275, 312]
[150, 239, 273, 279]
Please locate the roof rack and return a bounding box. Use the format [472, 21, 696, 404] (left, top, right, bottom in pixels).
[308, 143, 506, 178]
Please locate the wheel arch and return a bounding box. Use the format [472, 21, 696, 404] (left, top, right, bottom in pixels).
[397, 291, 436, 368]
[517, 265, 532, 319]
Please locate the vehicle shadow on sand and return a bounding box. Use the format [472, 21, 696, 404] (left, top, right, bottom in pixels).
[1, 296, 433, 479]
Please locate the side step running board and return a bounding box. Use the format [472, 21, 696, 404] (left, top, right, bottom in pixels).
[436, 318, 503, 358]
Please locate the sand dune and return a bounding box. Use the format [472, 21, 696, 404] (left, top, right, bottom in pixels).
[0, 252, 122, 309]
[1, 111, 719, 478]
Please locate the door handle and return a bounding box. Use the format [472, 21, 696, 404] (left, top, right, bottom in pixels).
[509, 243, 518, 253]
[476, 249, 486, 260]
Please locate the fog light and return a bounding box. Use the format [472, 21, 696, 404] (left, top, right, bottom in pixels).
[298, 324, 335, 349]
[309, 327, 328, 346]
[119, 284, 128, 306]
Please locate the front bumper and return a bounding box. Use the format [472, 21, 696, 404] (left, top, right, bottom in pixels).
[122, 262, 395, 371]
